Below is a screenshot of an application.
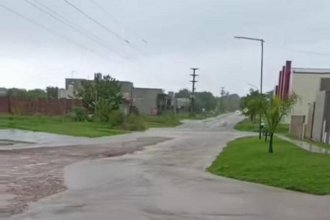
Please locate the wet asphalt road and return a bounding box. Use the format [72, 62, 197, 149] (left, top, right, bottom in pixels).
[8, 113, 330, 220]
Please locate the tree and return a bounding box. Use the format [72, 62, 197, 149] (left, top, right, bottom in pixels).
[194, 91, 217, 112]
[77, 73, 122, 122]
[217, 93, 240, 113]
[26, 89, 47, 100]
[7, 88, 28, 98]
[46, 86, 59, 99]
[261, 94, 297, 153]
[7, 88, 47, 100]
[175, 89, 190, 98]
[241, 89, 261, 122]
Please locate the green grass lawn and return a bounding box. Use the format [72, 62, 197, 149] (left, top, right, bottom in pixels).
[143, 113, 211, 128]
[208, 136, 330, 195]
[0, 115, 126, 137]
[235, 118, 289, 134]
[0, 113, 211, 137]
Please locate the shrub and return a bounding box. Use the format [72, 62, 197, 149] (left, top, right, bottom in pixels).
[108, 110, 125, 127]
[122, 114, 145, 131]
[73, 107, 88, 121]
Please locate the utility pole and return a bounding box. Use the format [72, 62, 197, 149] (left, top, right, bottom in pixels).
[220, 87, 225, 113]
[190, 68, 199, 115]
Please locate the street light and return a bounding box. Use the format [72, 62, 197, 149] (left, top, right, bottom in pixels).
[234, 35, 265, 140]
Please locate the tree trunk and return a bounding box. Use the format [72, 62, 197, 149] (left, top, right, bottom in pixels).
[268, 133, 274, 153]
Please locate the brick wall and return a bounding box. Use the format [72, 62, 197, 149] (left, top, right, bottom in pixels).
[0, 97, 81, 116]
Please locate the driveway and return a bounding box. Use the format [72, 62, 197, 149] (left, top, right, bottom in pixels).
[7, 113, 330, 220]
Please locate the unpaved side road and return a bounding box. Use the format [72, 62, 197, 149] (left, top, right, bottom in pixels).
[0, 137, 169, 217]
[6, 113, 330, 220]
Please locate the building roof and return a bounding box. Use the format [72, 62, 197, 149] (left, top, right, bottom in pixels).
[292, 68, 330, 74]
[134, 87, 163, 91]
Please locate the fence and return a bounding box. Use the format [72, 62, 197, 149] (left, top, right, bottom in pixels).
[0, 97, 81, 116]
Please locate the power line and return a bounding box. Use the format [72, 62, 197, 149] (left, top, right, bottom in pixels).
[63, 0, 131, 45]
[0, 3, 103, 57]
[88, 0, 148, 44]
[32, 0, 115, 49]
[25, 0, 120, 55]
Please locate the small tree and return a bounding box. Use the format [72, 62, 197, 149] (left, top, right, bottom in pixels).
[241, 89, 261, 122]
[46, 86, 59, 99]
[77, 73, 122, 122]
[262, 94, 297, 153]
[175, 89, 190, 98]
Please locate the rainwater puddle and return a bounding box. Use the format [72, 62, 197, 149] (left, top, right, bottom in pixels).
[0, 139, 33, 146]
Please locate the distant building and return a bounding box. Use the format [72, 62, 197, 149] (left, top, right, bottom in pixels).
[58, 85, 75, 99]
[60, 76, 168, 115]
[65, 78, 86, 91]
[133, 88, 164, 115]
[176, 97, 190, 112]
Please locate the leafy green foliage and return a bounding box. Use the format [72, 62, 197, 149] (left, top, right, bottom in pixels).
[108, 110, 125, 127]
[0, 115, 125, 137]
[208, 137, 330, 195]
[46, 86, 59, 99]
[261, 94, 297, 153]
[217, 93, 240, 113]
[7, 88, 47, 100]
[175, 89, 190, 98]
[73, 107, 88, 122]
[121, 114, 146, 131]
[77, 73, 122, 122]
[194, 91, 217, 113]
[240, 89, 261, 122]
[235, 118, 289, 134]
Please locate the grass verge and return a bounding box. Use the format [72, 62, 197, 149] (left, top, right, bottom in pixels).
[0, 113, 212, 137]
[0, 115, 126, 137]
[235, 118, 289, 134]
[143, 113, 212, 128]
[208, 136, 330, 195]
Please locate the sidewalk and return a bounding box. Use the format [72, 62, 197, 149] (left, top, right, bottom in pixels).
[277, 134, 330, 154]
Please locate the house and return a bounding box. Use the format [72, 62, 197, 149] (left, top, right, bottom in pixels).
[176, 97, 190, 112]
[275, 60, 330, 141]
[133, 88, 164, 115]
[59, 76, 167, 115]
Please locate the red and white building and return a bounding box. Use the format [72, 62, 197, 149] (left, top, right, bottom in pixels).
[275, 61, 330, 142]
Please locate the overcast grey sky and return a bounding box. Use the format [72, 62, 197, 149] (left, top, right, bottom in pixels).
[1, 0, 330, 96]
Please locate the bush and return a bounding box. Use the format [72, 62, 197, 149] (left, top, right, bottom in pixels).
[73, 107, 88, 121]
[108, 110, 125, 127]
[122, 114, 145, 131]
[95, 99, 112, 122]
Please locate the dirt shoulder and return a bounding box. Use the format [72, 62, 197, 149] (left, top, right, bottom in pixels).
[0, 137, 169, 217]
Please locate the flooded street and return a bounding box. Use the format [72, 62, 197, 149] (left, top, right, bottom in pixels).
[5, 113, 330, 220]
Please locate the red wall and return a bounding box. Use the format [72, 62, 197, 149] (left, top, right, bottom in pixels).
[0, 97, 81, 116]
[276, 60, 292, 100]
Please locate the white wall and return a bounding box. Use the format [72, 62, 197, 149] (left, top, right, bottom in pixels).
[291, 73, 330, 117]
